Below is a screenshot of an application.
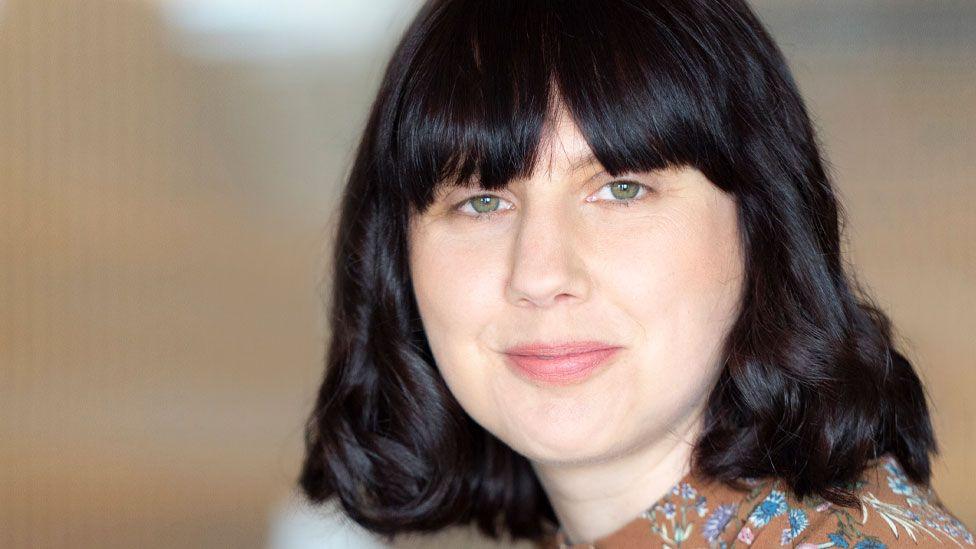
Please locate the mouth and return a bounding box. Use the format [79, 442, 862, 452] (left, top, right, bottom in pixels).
[502, 342, 622, 385]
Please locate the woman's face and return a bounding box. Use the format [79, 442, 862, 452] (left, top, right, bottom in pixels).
[407, 108, 745, 465]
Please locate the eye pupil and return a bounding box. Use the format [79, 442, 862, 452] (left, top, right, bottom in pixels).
[610, 181, 640, 200]
[471, 196, 498, 213]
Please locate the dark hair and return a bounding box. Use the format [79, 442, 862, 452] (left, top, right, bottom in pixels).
[298, 0, 938, 545]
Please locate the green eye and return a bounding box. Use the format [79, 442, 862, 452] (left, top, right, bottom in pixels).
[609, 181, 641, 200]
[456, 194, 511, 221]
[470, 196, 500, 214]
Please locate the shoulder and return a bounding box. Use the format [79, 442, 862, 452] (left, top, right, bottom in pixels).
[753, 454, 974, 548]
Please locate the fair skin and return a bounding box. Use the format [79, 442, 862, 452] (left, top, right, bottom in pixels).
[407, 104, 746, 544]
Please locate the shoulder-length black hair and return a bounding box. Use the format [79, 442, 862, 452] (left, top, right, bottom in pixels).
[298, 0, 938, 545]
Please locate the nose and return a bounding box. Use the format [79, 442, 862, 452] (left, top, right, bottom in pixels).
[505, 202, 590, 308]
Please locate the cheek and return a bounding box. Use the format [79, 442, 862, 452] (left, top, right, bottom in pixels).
[408, 230, 503, 408]
[604, 200, 742, 379]
[410, 234, 502, 339]
[642, 211, 739, 313]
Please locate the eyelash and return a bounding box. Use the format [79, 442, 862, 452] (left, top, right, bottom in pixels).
[455, 180, 654, 221]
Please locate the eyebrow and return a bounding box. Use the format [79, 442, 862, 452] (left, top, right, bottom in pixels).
[566, 152, 611, 187]
[440, 151, 607, 197]
[568, 151, 602, 172]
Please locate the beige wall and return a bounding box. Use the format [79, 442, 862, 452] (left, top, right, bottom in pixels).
[2, 1, 973, 547]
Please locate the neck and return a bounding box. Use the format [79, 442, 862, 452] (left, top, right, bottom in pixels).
[531, 410, 705, 545]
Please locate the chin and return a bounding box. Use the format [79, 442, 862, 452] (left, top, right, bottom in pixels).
[509, 419, 617, 463]
[521, 440, 617, 467]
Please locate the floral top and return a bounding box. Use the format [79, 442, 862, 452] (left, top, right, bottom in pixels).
[537, 454, 973, 548]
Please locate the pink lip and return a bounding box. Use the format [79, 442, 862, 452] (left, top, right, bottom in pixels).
[503, 342, 622, 385]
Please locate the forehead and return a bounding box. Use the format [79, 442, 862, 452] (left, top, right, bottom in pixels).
[530, 105, 600, 180]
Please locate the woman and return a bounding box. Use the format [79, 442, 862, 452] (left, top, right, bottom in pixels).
[298, 1, 973, 547]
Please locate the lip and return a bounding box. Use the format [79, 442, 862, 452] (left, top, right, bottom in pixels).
[503, 341, 622, 385]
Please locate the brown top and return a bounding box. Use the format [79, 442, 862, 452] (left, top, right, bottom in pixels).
[536, 453, 973, 548]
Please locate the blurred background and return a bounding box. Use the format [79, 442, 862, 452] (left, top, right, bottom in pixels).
[1, 1, 973, 547]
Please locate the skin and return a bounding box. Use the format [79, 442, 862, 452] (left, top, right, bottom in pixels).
[407, 104, 746, 544]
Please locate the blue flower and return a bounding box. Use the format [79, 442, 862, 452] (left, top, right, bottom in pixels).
[663, 501, 676, 520]
[747, 490, 788, 528]
[788, 507, 809, 537]
[883, 460, 904, 478]
[853, 539, 887, 549]
[695, 495, 708, 517]
[680, 482, 697, 500]
[779, 507, 810, 544]
[828, 532, 850, 548]
[887, 476, 914, 496]
[702, 503, 737, 541]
